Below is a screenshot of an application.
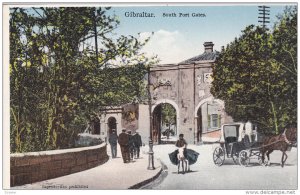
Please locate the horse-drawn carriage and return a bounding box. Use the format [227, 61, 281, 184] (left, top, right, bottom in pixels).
[213, 122, 297, 167]
[213, 122, 260, 166]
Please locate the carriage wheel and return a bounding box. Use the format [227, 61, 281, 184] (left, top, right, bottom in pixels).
[213, 147, 225, 166]
[239, 150, 250, 167]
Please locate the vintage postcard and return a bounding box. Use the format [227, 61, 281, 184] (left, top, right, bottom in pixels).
[3, 1, 298, 194]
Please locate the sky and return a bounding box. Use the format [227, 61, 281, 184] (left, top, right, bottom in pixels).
[10, 4, 294, 65]
[105, 4, 291, 64]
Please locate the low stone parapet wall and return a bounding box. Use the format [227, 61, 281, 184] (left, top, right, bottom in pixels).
[10, 143, 109, 187]
[203, 129, 221, 138]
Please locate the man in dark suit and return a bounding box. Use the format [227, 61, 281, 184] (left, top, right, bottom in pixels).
[118, 129, 130, 163]
[108, 129, 118, 158]
[133, 131, 142, 159]
[127, 130, 134, 161]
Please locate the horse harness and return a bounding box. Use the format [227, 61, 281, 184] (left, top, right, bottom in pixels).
[261, 129, 295, 148]
[248, 129, 295, 151]
[281, 128, 297, 146]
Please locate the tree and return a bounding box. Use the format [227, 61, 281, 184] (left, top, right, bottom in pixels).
[211, 7, 297, 134]
[271, 6, 297, 129]
[161, 104, 176, 127]
[10, 7, 157, 153]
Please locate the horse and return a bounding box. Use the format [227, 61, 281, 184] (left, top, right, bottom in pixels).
[177, 147, 189, 174]
[260, 126, 297, 167]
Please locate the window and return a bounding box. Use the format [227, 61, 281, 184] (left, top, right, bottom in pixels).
[207, 114, 221, 129]
[211, 114, 218, 128]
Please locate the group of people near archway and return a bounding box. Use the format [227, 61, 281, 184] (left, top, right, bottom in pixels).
[108, 129, 143, 163]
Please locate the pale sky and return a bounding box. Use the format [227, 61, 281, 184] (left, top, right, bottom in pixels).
[108, 4, 291, 64]
[9, 4, 294, 65]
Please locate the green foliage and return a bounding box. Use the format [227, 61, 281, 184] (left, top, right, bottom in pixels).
[10, 7, 157, 153]
[211, 6, 297, 134]
[161, 104, 176, 126]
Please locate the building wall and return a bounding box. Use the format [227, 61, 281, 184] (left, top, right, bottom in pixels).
[149, 62, 233, 144]
[199, 101, 222, 133]
[150, 65, 179, 102]
[138, 104, 150, 145]
[97, 61, 233, 144]
[195, 64, 214, 103]
[178, 64, 196, 143]
[99, 105, 150, 145]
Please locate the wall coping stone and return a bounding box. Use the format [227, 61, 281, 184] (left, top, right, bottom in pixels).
[11, 143, 106, 157]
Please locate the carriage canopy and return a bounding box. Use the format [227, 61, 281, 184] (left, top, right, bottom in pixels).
[219, 122, 257, 143]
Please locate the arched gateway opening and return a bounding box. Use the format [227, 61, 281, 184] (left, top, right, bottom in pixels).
[196, 98, 223, 142]
[152, 102, 178, 144]
[107, 117, 117, 136]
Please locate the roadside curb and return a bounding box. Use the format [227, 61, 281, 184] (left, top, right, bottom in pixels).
[128, 160, 164, 189]
[128, 168, 162, 189]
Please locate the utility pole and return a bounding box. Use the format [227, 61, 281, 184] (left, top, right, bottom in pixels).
[258, 6, 270, 30]
[93, 8, 99, 67]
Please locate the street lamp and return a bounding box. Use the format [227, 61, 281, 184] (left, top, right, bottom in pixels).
[147, 67, 155, 170]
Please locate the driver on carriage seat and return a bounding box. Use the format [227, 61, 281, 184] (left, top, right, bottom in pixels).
[175, 134, 188, 158]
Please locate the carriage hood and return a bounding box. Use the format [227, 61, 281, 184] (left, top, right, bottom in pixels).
[220, 123, 242, 143]
[219, 122, 257, 143]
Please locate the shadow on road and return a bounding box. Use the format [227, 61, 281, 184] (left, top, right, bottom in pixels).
[140, 159, 168, 189]
[171, 170, 199, 174]
[267, 163, 295, 167]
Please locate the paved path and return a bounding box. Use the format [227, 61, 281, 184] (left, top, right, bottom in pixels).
[144, 144, 297, 190]
[12, 145, 161, 190]
[11, 143, 297, 190]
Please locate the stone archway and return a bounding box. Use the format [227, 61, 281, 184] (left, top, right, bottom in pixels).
[151, 99, 180, 144]
[152, 99, 180, 129]
[195, 97, 224, 142]
[194, 97, 224, 117]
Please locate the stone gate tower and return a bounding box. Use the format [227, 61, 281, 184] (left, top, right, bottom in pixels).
[97, 42, 233, 145]
[149, 42, 233, 144]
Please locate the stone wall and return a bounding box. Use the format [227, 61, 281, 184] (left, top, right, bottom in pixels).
[149, 62, 233, 144]
[202, 129, 221, 138]
[10, 143, 109, 187]
[138, 104, 150, 145]
[179, 64, 196, 143]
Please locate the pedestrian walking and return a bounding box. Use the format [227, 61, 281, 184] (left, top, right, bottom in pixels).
[133, 131, 142, 158]
[108, 129, 118, 158]
[127, 130, 134, 161]
[118, 129, 130, 163]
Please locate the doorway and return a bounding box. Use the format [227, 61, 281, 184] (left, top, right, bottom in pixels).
[152, 103, 177, 144]
[107, 117, 117, 135]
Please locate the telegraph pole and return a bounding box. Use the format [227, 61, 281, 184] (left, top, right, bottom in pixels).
[93, 8, 100, 67]
[258, 6, 270, 30]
